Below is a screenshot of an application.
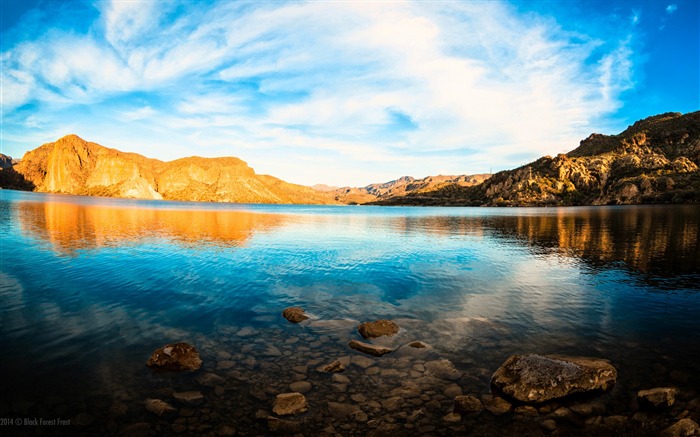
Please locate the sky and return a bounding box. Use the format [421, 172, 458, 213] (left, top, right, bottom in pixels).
[1, 0, 698, 187]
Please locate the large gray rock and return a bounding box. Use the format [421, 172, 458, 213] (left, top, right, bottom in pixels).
[491, 354, 617, 403]
[146, 342, 202, 371]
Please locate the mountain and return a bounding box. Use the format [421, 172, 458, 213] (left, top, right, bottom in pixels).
[330, 174, 491, 204]
[373, 111, 700, 206]
[0, 153, 14, 169]
[4, 135, 338, 204]
[310, 184, 340, 192]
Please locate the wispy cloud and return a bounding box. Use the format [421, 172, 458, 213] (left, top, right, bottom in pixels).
[666, 4, 678, 14]
[2, 0, 639, 186]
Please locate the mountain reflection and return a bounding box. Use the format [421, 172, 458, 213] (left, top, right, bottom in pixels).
[16, 200, 285, 254]
[389, 206, 700, 278]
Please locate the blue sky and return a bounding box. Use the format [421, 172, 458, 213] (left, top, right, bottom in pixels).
[1, 0, 698, 187]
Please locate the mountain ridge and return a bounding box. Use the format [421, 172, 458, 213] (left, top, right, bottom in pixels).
[2, 110, 699, 206]
[1, 135, 338, 204]
[373, 111, 700, 206]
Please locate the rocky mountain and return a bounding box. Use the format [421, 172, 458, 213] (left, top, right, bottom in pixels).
[0, 153, 14, 169]
[3, 135, 338, 204]
[329, 174, 491, 204]
[374, 111, 700, 206]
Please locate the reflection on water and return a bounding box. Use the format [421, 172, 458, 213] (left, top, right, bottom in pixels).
[16, 197, 285, 254]
[1, 190, 699, 435]
[483, 206, 700, 277]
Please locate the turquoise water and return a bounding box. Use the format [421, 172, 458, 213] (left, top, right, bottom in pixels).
[1, 189, 699, 435]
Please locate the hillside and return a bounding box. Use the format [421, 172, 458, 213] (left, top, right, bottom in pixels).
[373, 111, 700, 206]
[3, 135, 338, 204]
[328, 174, 491, 204]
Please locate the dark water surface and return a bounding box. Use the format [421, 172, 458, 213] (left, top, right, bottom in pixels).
[1, 190, 699, 436]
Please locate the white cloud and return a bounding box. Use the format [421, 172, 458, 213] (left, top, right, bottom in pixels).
[121, 106, 156, 121]
[1, 0, 639, 186]
[630, 9, 641, 25]
[666, 4, 678, 14]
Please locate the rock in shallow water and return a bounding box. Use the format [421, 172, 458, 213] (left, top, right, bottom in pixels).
[318, 360, 345, 373]
[358, 320, 400, 339]
[272, 393, 308, 416]
[144, 399, 176, 417]
[637, 387, 678, 409]
[282, 307, 309, 323]
[491, 354, 617, 403]
[348, 340, 393, 357]
[454, 395, 483, 414]
[146, 342, 202, 371]
[289, 381, 312, 394]
[661, 418, 700, 437]
[424, 359, 462, 380]
[172, 391, 204, 406]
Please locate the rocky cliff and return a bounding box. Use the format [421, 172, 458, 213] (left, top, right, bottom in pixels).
[374, 111, 700, 206]
[0, 153, 14, 169]
[6, 135, 338, 204]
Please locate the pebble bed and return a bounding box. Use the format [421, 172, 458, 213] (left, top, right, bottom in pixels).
[2, 316, 699, 437]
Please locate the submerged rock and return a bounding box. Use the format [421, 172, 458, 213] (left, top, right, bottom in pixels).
[424, 359, 462, 380]
[358, 320, 400, 339]
[267, 416, 302, 433]
[409, 341, 428, 348]
[318, 360, 345, 373]
[172, 391, 204, 406]
[327, 402, 361, 419]
[454, 395, 483, 414]
[637, 387, 678, 409]
[282, 307, 309, 323]
[146, 342, 202, 371]
[144, 399, 176, 417]
[481, 395, 511, 415]
[289, 381, 312, 394]
[661, 418, 700, 437]
[272, 393, 308, 416]
[348, 340, 393, 357]
[491, 354, 617, 403]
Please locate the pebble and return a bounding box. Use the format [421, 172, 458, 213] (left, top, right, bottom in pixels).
[382, 396, 404, 412]
[442, 412, 461, 423]
[351, 394, 367, 403]
[289, 381, 312, 394]
[366, 367, 380, 375]
[332, 374, 351, 384]
[443, 384, 463, 398]
[541, 419, 557, 431]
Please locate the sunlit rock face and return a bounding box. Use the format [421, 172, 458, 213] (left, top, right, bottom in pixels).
[374, 111, 700, 206]
[12, 134, 338, 204]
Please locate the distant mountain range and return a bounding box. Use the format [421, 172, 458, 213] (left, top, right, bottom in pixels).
[1, 111, 698, 206]
[324, 174, 491, 205]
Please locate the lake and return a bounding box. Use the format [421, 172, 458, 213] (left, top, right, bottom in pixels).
[1, 189, 699, 436]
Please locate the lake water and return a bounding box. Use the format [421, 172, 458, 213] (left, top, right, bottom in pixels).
[1, 189, 699, 436]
